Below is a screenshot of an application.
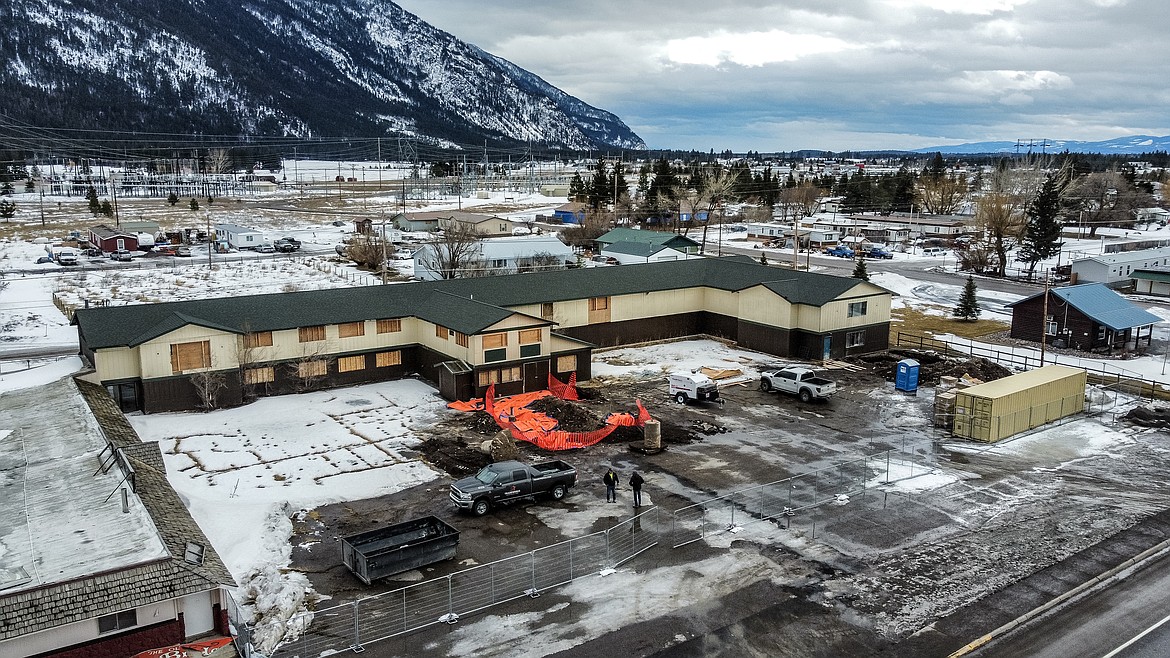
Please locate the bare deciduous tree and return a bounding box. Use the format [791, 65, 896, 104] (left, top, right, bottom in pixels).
[189, 371, 227, 411]
[206, 148, 231, 175]
[340, 233, 390, 269]
[1065, 169, 1153, 238]
[918, 172, 967, 215]
[432, 222, 482, 279]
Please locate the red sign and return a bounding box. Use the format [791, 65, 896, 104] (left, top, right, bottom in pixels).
[132, 638, 233, 658]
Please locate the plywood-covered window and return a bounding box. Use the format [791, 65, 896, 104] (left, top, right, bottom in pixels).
[477, 366, 521, 387]
[541, 302, 554, 320]
[243, 331, 273, 348]
[519, 329, 541, 344]
[338, 321, 365, 338]
[455, 331, 469, 347]
[556, 355, 577, 373]
[435, 325, 448, 340]
[299, 325, 326, 342]
[588, 296, 611, 323]
[297, 359, 328, 378]
[170, 341, 211, 374]
[243, 367, 275, 384]
[375, 351, 402, 367]
[338, 355, 366, 372]
[482, 332, 508, 349]
[377, 318, 402, 334]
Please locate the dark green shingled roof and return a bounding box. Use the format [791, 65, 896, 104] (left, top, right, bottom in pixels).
[596, 227, 699, 248]
[75, 258, 884, 350]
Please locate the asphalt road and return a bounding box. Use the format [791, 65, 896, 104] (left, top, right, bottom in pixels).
[975, 549, 1170, 658]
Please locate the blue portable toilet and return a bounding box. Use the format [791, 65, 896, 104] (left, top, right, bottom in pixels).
[895, 358, 920, 393]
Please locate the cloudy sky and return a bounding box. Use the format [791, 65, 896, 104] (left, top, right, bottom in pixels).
[394, 0, 1168, 152]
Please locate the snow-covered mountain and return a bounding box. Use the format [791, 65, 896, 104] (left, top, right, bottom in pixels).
[0, 0, 645, 151]
[914, 135, 1170, 155]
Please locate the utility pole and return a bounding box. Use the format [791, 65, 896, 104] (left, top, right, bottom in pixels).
[38, 190, 45, 227]
[1039, 271, 1050, 366]
[380, 213, 388, 285]
[793, 216, 801, 269]
[110, 173, 120, 227]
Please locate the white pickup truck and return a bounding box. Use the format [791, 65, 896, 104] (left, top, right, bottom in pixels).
[759, 367, 837, 402]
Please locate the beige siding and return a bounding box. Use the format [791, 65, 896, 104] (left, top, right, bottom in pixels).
[139, 325, 239, 378]
[469, 324, 548, 366]
[94, 346, 143, 380]
[702, 288, 741, 318]
[816, 294, 892, 332]
[737, 287, 793, 327]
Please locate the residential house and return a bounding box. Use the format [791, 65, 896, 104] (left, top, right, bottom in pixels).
[214, 223, 266, 251]
[395, 212, 441, 233]
[551, 202, 587, 225]
[0, 378, 234, 657]
[600, 242, 693, 265]
[89, 224, 139, 254]
[1070, 247, 1170, 285]
[1131, 269, 1170, 296]
[436, 212, 518, 237]
[595, 227, 701, 255]
[73, 258, 893, 412]
[1006, 282, 1160, 353]
[413, 235, 576, 281]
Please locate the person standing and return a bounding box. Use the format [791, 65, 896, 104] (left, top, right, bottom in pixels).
[629, 471, 645, 508]
[603, 468, 618, 502]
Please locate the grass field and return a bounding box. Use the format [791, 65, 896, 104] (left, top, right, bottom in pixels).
[890, 306, 1010, 340]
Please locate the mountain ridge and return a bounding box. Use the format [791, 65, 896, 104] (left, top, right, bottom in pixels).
[0, 0, 645, 151]
[913, 135, 1170, 155]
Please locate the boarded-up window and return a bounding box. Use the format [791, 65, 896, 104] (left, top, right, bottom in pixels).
[243, 367, 275, 384]
[588, 296, 609, 311]
[338, 355, 365, 372]
[477, 366, 522, 386]
[338, 321, 365, 338]
[170, 341, 211, 373]
[541, 303, 554, 320]
[297, 359, 328, 378]
[435, 325, 448, 339]
[482, 332, 508, 348]
[375, 351, 402, 367]
[377, 318, 402, 334]
[243, 331, 273, 348]
[455, 332, 469, 347]
[519, 329, 541, 344]
[556, 355, 577, 373]
[299, 325, 326, 342]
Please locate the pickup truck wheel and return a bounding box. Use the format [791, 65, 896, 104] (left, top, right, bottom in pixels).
[550, 484, 567, 500]
[675, 392, 688, 405]
[759, 378, 772, 392]
[472, 499, 490, 516]
[799, 389, 812, 403]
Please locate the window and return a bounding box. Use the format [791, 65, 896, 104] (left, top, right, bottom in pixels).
[477, 366, 522, 386]
[184, 542, 205, 565]
[98, 610, 137, 634]
[556, 355, 577, 373]
[435, 325, 448, 340]
[243, 331, 273, 348]
[338, 321, 365, 338]
[243, 367, 275, 384]
[482, 332, 508, 349]
[847, 301, 868, 318]
[589, 296, 610, 311]
[376, 351, 402, 367]
[455, 332, 469, 347]
[1097, 326, 1107, 341]
[846, 331, 865, 348]
[519, 329, 541, 344]
[338, 355, 366, 372]
[297, 359, 328, 378]
[541, 303, 554, 320]
[299, 325, 326, 342]
[1046, 316, 1058, 336]
[492, 259, 507, 268]
[377, 318, 402, 334]
[484, 348, 507, 363]
[170, 341, 211, 374]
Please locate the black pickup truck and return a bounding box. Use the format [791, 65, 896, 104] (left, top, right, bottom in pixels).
[450, 460, 577, 516]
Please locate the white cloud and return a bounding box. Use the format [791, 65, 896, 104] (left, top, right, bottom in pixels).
[883, 0, 1027, 14]
[661, 30, 856, 67]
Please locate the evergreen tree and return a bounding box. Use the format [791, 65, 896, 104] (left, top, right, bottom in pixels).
[0, 199, 14, 221]
[0, 182, 12, 196]
[99, 200, 114, 217]
[953, 276, 981, 321]
[611, 160, 629, 205]
[24, 179, 35, 193]
[189, 198, 200, 211]
[759, 252, 768, 265]
[86, 185, 100, 214]
[852, 256, 869, 281]
[1018, 173, 1066, 280]
[587, 158, 609, 210]
[167, 191, 179, 206]
[568, 173, 586, 203]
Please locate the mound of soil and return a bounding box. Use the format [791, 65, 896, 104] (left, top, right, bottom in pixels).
[1122, 406, 1170, 428]
[851, 350, 1011, 387]
[416, 436, 491, 477]
[466, 411, 501, 435]
[527, 397, 604, 432]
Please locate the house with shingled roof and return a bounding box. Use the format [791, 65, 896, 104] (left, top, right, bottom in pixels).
[595, 227, 700, 255]
[72, 257, 892, 413]
[1007, 282, 1160, 353]
[0, 378, 234, 657]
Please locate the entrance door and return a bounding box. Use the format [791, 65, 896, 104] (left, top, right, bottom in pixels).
[524, 361, 547, 393]
[822, 335, 832, 360]
[106, 382, 142, 413]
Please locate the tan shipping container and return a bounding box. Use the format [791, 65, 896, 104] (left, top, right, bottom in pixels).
[952, 365, 1087, 442]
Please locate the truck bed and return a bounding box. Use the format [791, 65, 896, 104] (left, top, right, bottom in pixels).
[341, 516, 459, 584]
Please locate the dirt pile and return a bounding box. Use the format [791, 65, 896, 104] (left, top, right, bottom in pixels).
[416, 436, 492, 477]
[852, 350, 1011, 386]
[1122, 406, 1170, 428]
[527, 397, 604, 432]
